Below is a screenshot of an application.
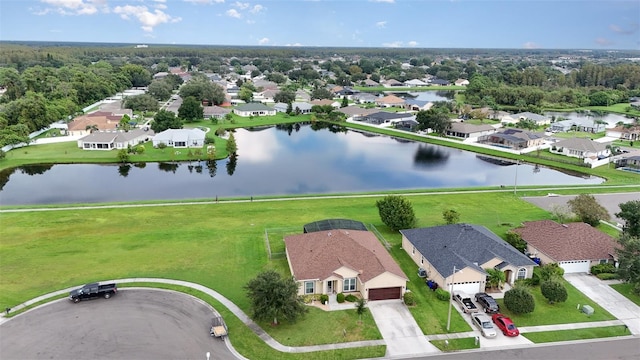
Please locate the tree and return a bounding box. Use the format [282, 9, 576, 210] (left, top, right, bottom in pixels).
[239, 86, 254, 103]
[375, 195, 417, 231]
[178, 96, 204, 122]
[415, 109, 451, 135]
[124, 94, 159, 112]
[311, 88, 332, 100]
[179, 77, 225, 105]
[485, 268, 506, 290]
[273, 90, 295, 104]
[121, 64, 152, 87]
[442, 209, 460, 224]
[616, 200, 640, 237]
[567, 194, 610, 226]
[505, 231, 527, 253]
[151, 110, 182, 133]
[226, 132, 237, 155]
[616, 233, 640, 295]
[341, 96, 348, 108]
[538, 263, 564, 282]
[117, 149, 130, 163]
[540, 279, 568, 304]
[355, 297, 368, 323]
[244, 270, 307, 325]
[119, 114, 132, 132]
[147, 79, 173, 101]
[503, 286, 535, 314]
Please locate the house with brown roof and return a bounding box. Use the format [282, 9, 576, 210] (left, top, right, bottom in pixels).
[284, 229, 408, 301]
[375, 94, 405, 108]
[77, 128, 154, 150]
[362, 79, 379, 87]
[310, 99, 340, 108]
[454, 79, 470, 86]
[513, 220, 619, 274]
[203, 105, 231, 119]
[606, 125, 640, 142]
[382, 79, 404, 87]
[67, 111, 124, 136]
[478, 128, 547, 150]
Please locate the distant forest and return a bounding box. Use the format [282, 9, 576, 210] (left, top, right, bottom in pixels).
[1, 42, 640, 148]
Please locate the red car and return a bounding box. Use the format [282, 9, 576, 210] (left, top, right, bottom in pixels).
[491, 313, 519, 337]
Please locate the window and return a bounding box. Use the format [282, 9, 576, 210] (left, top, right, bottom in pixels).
[599, 259, 608, 264]
[517, 268, 527, 280]
[421, 256, 424, 264]
[343, 278, 356, 292]
[304, 281, 314, 294]
[412, 246, 415, 255]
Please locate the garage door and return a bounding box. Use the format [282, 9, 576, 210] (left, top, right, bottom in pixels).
[451, 282, 483, 295]
[559, 260, 590, 274]
[368, 287, 402, 301]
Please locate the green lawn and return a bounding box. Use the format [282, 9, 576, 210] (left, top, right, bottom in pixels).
[495, 280, 615, 326]
[550, 131, 606, 140]
[610, 283, 640, 306]
[523, 326, 630, 343]
[430, 338, 480, 351]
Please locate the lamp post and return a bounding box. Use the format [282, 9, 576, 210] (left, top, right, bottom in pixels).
[446, 266, 460, 332]
[513, 159, 522, 195]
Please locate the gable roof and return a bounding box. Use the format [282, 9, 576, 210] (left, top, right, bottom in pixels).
[285, 229, 407, 282]
[511, 112, 550, 122]
[337, 106, 378, 117]
[375, 95, 405, 104]
[400, 224, 536, 278]
[153, 128, 205, 142]
[448, 122, 495, 134]
[311, 99, 335, 106]
[513, 220, 618, 262]
[366, 111, 415, 121]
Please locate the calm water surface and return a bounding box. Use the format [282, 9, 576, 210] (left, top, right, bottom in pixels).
[0, 125, 603, 205]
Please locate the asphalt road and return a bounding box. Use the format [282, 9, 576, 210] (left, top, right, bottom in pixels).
[0, 289, 236, 360]
[412, 337, 640, 360]
[523, 192, 640, 225]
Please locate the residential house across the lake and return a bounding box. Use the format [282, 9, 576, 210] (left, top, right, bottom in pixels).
[152, 128, 206, 148]
[78, 128, 154, 150]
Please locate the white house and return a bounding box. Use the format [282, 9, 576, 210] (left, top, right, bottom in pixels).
[501, 112, 551, 126]
[152, 128, 206, 148]
[78, 128, 154, 151]
[273, 102, 313, 114]
[233, 103, 276, 117]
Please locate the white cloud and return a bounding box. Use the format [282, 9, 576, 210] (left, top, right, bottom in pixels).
[382, 41, 404, 48]
[113, 5, 181, 32]
[407, 40, 418, 47]
[38, 0, 108, 15]
[250, 4, 264, 13]
[522, 41, 540, 49]
[375, 21, 386, 28]
[609, 23, 639, 35]
[184, 0, 225, 4]
[258, 37, 270, 45]
[226, 8, 241, 18]
[285, 43, 302, 47]
[233, 1, 249, 9]
[154, 3, 167, 9]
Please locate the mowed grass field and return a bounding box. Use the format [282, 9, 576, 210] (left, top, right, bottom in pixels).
[0, 192, 549, 310]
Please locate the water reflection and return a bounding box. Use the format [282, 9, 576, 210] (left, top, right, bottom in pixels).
[0, 125, 604, 205]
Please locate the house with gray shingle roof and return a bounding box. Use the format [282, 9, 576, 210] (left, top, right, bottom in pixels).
[401, 224, 537, 294]
[233, 103, 276, 117]
[273, 102, 313, 114]
[550, 118, 606, 133]
[285, 229, 408, 301]
[478, 128, 547, 149]
[550, 137, 610, 160]
[445, 122, 496, 140]
[152, 128, 205, 148]
[77, 128, 154, 150]
[359, 111, 415, 125]
[513, 220, 618, 274]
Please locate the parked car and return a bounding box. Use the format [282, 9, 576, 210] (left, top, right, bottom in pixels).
[492, 313, 519, 337]
[471, 313, 497, 338]
[453, 291, 478, 313]
[475, 292, 500, 313]
[69, 282, 117, 303]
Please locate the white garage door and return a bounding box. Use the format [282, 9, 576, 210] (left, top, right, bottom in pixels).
[559, 260, 590, 274]
[451, 282, 483, 295]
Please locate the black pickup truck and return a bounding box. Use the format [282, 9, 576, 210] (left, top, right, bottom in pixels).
[69, 282, 117, 303]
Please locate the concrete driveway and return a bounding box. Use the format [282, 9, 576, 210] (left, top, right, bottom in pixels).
[564, 274, 640, 335]
[367, 300, 439, 357]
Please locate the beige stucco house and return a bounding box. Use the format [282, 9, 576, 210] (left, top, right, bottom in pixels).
[400, 224, 537, 294]
[284, 229, 408, 301]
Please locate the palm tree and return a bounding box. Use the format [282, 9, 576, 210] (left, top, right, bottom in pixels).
[485, 268, 506, 290]
[354, 297, 367, 323]
[85, 124, 98, 133]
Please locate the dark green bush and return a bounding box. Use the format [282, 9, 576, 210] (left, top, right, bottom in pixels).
[320, 294, 329, 304]
[403, 291, 416, 306]
[538, 263, 565, 281]
[336, 293, 345, 303]
[435, 288, 450, 301]
[591, 263, 616, 275]
[541, 280, 568, 304]
[504, 286, 535, 314]
[345, 294, 358, 302]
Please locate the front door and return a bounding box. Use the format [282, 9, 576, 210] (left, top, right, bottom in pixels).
[327, 281, 334, 294]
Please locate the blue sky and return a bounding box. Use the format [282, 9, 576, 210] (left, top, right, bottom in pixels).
[0, 0, 638, 49]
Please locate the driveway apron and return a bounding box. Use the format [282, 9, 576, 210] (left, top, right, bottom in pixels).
[367, 300, 439, 357]
[564, 273, 640, 335]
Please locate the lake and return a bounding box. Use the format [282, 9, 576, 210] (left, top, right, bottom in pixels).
[0, 124, 603, 205]
[545, 111, 636, 128]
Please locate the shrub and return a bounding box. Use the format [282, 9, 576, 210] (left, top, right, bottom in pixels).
[596, 273, 619, 280]
[345, 294, 358, 302]
[435, 288, 450, 301]
[403, 291, 416, 306]
[504, 286, 535, 314]
[301, 295, 314, 304]
[336, 293, 345, 303]
[591, 263, 616, 275]
[538, 263, 565, 281]
[135, 145, 145, 154]
[541, 280, 568, 304]
[505, 231, 527, 253]
[204, 137, 215, 144]
[375, 195, 416, 231]
[320, 294, 329, 305]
